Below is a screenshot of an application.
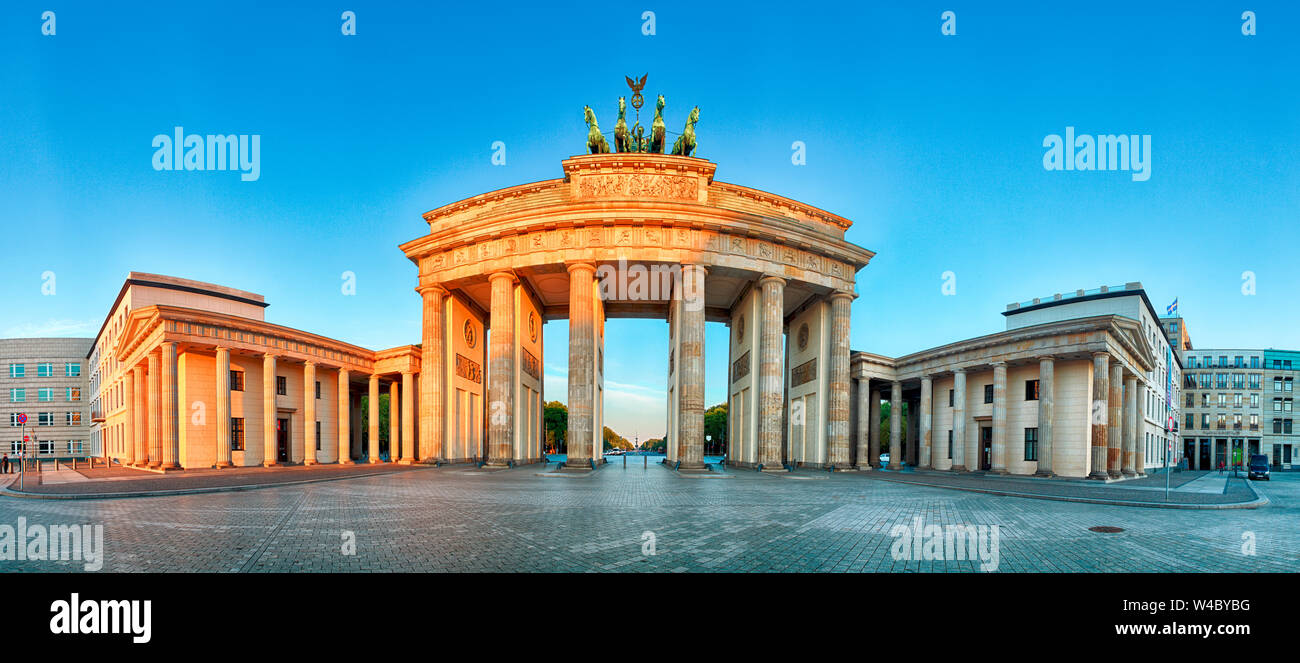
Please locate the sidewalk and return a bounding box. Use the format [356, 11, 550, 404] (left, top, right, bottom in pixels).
[2, 462, 432, 499]
[858, 468, 1266, 509]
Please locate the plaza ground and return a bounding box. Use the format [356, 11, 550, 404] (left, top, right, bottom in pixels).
[0, 463, 1294, 572]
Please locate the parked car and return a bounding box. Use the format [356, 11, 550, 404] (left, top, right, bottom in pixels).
[1247, 454, 1270, 481]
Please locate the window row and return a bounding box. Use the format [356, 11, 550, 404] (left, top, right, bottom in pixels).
[9, 387, 81, 403]
[5, 440, 84, 454]
[228, 370, 322, 399]
[7, 362, 81, 378]
[8, 412, 83, 426]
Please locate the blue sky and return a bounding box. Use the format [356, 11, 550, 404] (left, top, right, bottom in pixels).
[3, 1, 1297, 440]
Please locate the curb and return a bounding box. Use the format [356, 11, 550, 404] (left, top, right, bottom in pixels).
[0, 465, 435, 501]
[860, 473, 1270, 510]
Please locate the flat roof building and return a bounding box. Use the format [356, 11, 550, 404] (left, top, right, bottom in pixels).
[2, 337, 93, 458]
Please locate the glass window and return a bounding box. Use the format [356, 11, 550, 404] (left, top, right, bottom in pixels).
[1250, 356, 1260, 368]
[276, 376, 287, 396]
[315, 421, 321, 451]
[65, 363, 81, 377]
[947, 430, 953, 459]
[66, 387, 81, 402]
[66, 412, 81, 426]
[1024, 428, 1038, 461]
[230, 370, 244, 392]
[1025, 380, 1039, 401]
[8, 364, 24, 378]
[983, 384, 993, 404]
[315, 381, 321, 400]
[68, 440, 83, 454]
[38, 412, 55, 426]
[37, 388, 53, 402]
[231, 418, 245, 450]
[36, 363, 53, 377]
[10, 389, 25, 403]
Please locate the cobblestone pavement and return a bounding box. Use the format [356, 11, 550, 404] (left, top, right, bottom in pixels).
[1, 464, 1296, 572]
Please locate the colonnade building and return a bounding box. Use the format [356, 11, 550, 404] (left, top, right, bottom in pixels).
[846, 283, 1181, 479]
[89, 273, 443, 470]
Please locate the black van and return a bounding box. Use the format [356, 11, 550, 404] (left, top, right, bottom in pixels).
[1248, 454, 1271, 481]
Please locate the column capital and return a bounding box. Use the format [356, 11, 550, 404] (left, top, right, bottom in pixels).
[303, 359, 316, 367]
[952, 366, 967, 375]
[990, 360, 1007, 368]
[488, 270, 517, 284]
[416, 283, 448, 297]
[757, 274, 787, 287]
[828, 289, 857, 302]
[680, 262, 709, 275]
[1038, 354, 1055, 362]
[565, 261, 597, 274]
[920, 374, 934, 383]
[1092, 351, 1110, 360]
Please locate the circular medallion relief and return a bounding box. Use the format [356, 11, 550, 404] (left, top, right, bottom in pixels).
[528, 311, 538, 342]
[797, 323, 809, 352]
[736, 316, 745, 343]
[464, 320, 477, 349]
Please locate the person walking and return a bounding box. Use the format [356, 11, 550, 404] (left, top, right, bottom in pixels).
[1, 453, 7, 474]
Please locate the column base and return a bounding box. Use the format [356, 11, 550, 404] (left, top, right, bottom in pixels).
[339, 459, 356, 465]
[950, 465, 967, 472]
[1121, 469, 1136, 477]
[398, 458, 414, 465]
[989, 469, 1008, 475]
[852, 465, 873, 472]
[886, 462, 902, 471]
[263, 462, 279, 468]
[1033, 469, 1055, 477]
[917, 464, 932, 471]
[215, 461, 232, 469]
[304, 460, 318, 466]
[369, 458, 384, 464]
[1107, 470, 1121, 479]
[1088, 470, 1110, 480]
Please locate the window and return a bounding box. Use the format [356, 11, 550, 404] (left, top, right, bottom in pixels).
[1250, 414, 1258, 429]
[8, 364, 24, 378]
[1201, 393, 1210, 408]
[1251, 356, 1260, 368]
[1275, 378, 1284, 392]
[39, 440, 53, 454]
[37, 412, 55, 426]
[9, 413, 23, 427]
[1234, 393, 1243, 408]
[231, 418, 245, 450]
[36, 363, 53, 377]
[66, 387, 81, 402]
[1025, 380, 1039, 401]
[230, 370, 244, 392]
[983, 384, 994, 404]
[1249, 374, 1261, 389]
[1201, 413, 1209, 429]
[1232, 374, 1245, 389]
[315, 421, 321, 451]
[1185, 393, 1193, 408]
[1218, 356, 1227, 368]
[1287, 378, 1294, 392]
[1274, 398, 1283, 412]
[1024, 428, 1038, 461]
[947, 430, 953, 459]
[37, 388, 53, 402]
[1185, 413, 1194, 430]
[65, 363, 81, 377]
[10, 389, 25, 403]
[1251, 393, 1259, 408]
[66, 412, 81, 426]
[1234, 356, 1244, 368]
[276, 376, 287, 396]
[68, 440, 83, 454]
[315, 381, 321, 400]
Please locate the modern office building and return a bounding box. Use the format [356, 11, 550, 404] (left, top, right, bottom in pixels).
[2, 337, 94, 457]
[849, 283, 1179, 479]
[1172, 347, 1295, 470]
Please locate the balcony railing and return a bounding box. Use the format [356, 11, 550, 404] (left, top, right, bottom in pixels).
[90, 411, 105, 422]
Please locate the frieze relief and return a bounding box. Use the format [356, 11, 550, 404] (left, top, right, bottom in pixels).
[576, 173, 699, 201]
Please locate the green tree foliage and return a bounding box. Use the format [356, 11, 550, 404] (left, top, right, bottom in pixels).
[602, 426, 633, 451]
[704, 402, 728, 454]
[544, 401, 567, 452]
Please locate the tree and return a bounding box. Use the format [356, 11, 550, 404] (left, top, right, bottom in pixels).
[643, 438, 667, 453]
[543, 401, 567, 453]
[602, 426, 632, 451]
[704, 402, 728, 455]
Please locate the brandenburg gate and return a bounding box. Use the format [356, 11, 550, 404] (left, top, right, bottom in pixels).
[400, 147, 874, 471]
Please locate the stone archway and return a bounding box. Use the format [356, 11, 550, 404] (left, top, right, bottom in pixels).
[400, 154, 874, 471]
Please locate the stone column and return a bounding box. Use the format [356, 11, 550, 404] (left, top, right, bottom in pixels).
[132, 364, 147, 466]
[147, 351, 161, 468]
[888, 381, 903, 470]
[855, 379, 872, 470]
[868, 388, 882, 468]
[920, 376, 934, 469]
[1108, 362, 1124, 479]
[1123, 375, 1138, 477]
[368, 374, 381, 463]
[826, 291, 853, 468]
[990, 361, 1007, 474]
[122, 368, 136, 466]
[400, 371, 415, 463]
[389, 379, 401, 463]
[159, 342, 179, 469]
[1134, 382, 1146, 475]
[677, 264, 707, 469]
[215, 348, 232, 467]
[951, 369, 967, 471]
[303, 361, 317, 465]
[487, 271, 516, 466]
[337, 369, 353, 464]
[566, 263, 596, 467]
[1035, 357, 1055, 476]
[1089, 353, 1110, 480]
[418, 285, 446, 462]
[263, 353, 278, 466]
[757, 275, 786, 470]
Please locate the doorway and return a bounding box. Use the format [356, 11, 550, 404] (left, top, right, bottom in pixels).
[979, 426, 992, 471]
[277, 417, 290, 463]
